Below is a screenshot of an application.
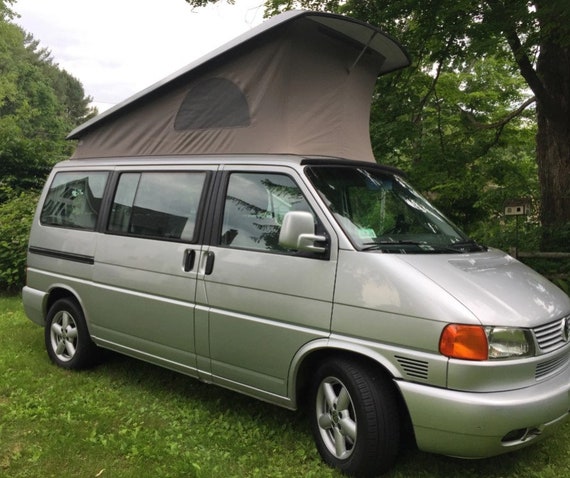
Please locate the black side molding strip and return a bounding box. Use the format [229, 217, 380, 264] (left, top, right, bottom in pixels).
[28, 247, 95, 265]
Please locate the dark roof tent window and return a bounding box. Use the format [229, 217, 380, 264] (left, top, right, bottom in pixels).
[174, 77, 251, 130]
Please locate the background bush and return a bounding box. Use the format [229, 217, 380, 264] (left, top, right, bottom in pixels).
[0, 186, 39, 291]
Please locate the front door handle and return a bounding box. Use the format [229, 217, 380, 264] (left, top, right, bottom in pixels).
[204, 251, 215, 275]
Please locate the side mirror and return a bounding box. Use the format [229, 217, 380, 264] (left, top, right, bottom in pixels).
[279, 211, 327, 254]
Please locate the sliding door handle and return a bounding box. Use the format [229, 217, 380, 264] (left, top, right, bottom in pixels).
[183, 249, 196, 272]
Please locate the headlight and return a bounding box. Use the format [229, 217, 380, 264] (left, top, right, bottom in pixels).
[486, 327, 535, 359]
[440, 324, 535, 361]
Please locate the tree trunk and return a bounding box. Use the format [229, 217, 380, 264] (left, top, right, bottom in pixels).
[535, 35, 570, 251]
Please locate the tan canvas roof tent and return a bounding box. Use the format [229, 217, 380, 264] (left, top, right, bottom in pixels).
[68, 10, 410, 162]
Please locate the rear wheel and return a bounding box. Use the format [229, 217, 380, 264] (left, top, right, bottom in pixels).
[45, 298, 100, 369]
[310, 358, 400, 477]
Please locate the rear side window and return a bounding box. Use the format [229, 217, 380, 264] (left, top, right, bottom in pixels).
[108, 171, 207, 241]
[40, 172, 109, 230]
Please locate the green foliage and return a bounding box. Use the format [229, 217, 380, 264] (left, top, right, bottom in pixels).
[540, 223, 570, 253]
[0, 187, 39, 291]
[368, 53, 538, 234]
[0, 14, 93, 197]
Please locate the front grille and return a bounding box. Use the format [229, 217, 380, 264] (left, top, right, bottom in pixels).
[533, 316, 569, 352]
[395, 355, 429, 380]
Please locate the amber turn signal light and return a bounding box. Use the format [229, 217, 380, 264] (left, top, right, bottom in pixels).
[439, 324, 488, 360]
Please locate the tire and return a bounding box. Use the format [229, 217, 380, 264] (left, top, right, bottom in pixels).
[45, 298, 100, 370]
[310, 358, 400, 477]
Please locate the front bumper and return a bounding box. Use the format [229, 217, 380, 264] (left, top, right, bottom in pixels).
[397, 363, 570, 458]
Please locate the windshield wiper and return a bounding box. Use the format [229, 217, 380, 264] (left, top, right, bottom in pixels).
[361, 240, 427, 251]
[445, 240, 488, 253]
[362, 239, 488, 253]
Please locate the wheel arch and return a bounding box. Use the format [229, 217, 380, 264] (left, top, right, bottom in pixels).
[44, 285, 90, 329]
[289, 339, 404, 411]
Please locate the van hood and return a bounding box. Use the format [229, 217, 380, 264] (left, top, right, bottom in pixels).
[399, 249, 570, 327]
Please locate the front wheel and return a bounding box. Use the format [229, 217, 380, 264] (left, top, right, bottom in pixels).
[45, 298, 100, 370]
[310, 358, 400, 477]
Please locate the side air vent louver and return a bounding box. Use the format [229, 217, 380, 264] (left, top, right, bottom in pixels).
[395, 355, 429, 380]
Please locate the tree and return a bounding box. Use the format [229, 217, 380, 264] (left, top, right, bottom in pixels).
[481, 0, 570, 249]
[0, 0, 97, 291]
[0, 4, 96, 197]
[186, 0, 570, 250]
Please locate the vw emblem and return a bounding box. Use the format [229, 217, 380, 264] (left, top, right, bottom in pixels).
[562, 317, 570, 343]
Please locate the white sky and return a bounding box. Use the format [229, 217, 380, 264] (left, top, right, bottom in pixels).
[13, 0, 265, 112]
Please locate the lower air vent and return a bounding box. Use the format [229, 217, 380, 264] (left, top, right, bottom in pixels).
[395, 355, 429, 380]
[535, 354, 569, 380]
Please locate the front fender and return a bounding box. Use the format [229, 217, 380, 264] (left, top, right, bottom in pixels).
[287, 336, 408, 408]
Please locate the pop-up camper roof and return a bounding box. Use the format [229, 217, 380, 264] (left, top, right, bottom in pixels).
[68, 10, 410, 162]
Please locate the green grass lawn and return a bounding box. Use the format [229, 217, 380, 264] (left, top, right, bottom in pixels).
[1, 294, 569, 478]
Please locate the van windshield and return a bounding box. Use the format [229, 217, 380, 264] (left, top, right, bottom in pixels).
[305, 165, 485, 253]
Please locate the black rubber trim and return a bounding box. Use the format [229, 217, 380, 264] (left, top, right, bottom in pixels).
[28, 247, 95, 265]
[300, 158, 405, 177]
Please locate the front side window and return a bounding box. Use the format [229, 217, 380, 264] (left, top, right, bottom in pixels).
[108, 171, 207, 241]
[220, 172, 314, 252]
[40, 172, 109, 230]
[306, 166, 484, 253]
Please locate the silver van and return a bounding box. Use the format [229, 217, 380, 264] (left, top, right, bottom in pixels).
[22, 10, 570, 478]
[23, 154, 570, 476]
